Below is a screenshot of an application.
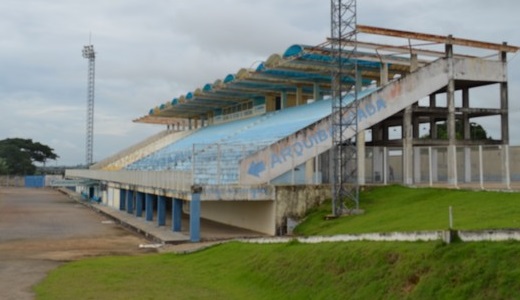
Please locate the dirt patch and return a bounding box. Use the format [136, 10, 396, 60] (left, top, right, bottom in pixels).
[0, 187, 153, 300]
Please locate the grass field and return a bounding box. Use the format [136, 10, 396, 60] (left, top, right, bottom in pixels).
[35, 186, 520, 299]
[35, 241, 520, 300]
[294, 185, 520, 235]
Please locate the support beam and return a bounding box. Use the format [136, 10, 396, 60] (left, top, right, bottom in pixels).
[119, 189, 126, 211]
[403, 106, 413, 185]
[172, 198, 183, 232]
[145, 193, 154, 222]
[135, 191, 144, 217]
[126, 190, 134, 214]
[157, 195, 166, 226]
[190, 187, 202, 242]
[446, 41, 458, 186]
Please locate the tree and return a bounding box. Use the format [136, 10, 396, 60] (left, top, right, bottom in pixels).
[421, 120, 490, 140]
[0, 138, 59, 175]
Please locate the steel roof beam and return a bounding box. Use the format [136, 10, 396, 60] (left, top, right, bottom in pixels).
[357, 24, 520, 53]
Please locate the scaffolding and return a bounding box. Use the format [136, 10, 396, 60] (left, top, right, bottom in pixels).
[330, 0, 359, 216]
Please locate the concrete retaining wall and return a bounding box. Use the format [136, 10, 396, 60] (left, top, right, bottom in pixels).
[274, 185, 330, 231]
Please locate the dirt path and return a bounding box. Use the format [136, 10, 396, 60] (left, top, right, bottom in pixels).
[0, 187, 154, 300]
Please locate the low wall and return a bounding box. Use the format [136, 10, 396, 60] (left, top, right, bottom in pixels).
[0, 176, 25, 187]
[274, 185, 331, 231]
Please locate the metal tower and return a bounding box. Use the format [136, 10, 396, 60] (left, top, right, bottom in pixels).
[82, 44, 95, 166]
[330, 0, 359, 216]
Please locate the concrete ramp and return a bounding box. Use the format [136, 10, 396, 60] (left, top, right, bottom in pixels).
[239, 57, 506, 184]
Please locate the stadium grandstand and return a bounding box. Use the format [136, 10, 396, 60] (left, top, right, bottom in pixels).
[64, 25, 519, 241]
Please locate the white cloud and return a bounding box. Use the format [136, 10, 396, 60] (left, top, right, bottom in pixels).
[0, 0, 519, 165]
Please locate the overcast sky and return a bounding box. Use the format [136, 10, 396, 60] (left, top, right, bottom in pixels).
[1, 0, 519, 166]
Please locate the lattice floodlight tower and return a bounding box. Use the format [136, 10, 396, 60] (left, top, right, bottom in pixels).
[330, 0, 359, 216]
[82, 44, 95, 166]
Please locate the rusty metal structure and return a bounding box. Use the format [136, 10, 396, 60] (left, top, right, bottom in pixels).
[330, 0, 359, 215]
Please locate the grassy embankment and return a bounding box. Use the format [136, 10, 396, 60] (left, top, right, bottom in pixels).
[35, 186, 520, 300]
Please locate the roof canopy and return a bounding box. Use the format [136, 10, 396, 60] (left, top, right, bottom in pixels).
[135, 25, 518, 124]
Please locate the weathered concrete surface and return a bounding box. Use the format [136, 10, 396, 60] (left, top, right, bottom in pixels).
[0, 188, 152, 300]
[274, 185, 330, 230]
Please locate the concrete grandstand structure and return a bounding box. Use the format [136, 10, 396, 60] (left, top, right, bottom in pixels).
[66, 25, 519, 241]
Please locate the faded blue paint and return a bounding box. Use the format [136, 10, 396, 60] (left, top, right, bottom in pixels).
[145, 193, 154, 221]
[126, 190, 134, 214]
[172, 198, 183, 232]
[190, 193, 201, 242]
[119, 189, 126, 211]
[135, 192, 144, 217]
[265, 97, 388, 170]
[24, 175, 45, 188]
[157, 195, 166, 226]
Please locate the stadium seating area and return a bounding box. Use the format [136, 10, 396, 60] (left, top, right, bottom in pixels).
[126, 88, 377, 184]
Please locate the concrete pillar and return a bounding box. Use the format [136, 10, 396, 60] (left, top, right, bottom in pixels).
[500, 46, 509, 145]
[356, 69, 365, 185]
[403, 106, 413, 185]
[135, 191, 144, 217]
[373, 146, 383, 183]
[296, 85, 303, 106]
[500, 46, 510, 189]
[357, 132, 365, 185]
[414, 147, 421, 183]
[145, 193, 154, 222]
[502, 145, 511, 189]
[429, 94, 437, 139]
[157, 195, 166, 226]
[172, 198, 183, 232]
[313, 82, 320, 101]
[446, 39, 458, 186]
[126, 190, 134, 214]
[190, 186, 202, 242]
[119, 188, 126, 211]
[462, 88, 471, 183]
[305, 158, 314, 184]
[281, 91, 288, 109]
[380, 63, 388, 85]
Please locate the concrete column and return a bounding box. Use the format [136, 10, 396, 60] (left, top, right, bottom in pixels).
[410, 53, 419, 73]
[502, 145, 511, 189]
[126, 190, 134, 214]
[190, 187, 202, 242]
[188, 118, 192, 130]
[281, 91, 288, 109]
[145, 193, 154, 222]
[380, 63, 388, 85]
[403, 106, 413, 185]
[135, 191, 144, 217]
[414, 147, 421, 184]
[119, 188, 126, 211]
[429, 94, 437, 139]
[296, 85, 303, 106]
[157, 195, 166, 226]
[500, 46, 509, 145]
[172, 198, 183, 232]
[356, 69, 365, 185]
[500, 46, 510, 189]
[357, 132, 365, 185]
[446, 39, 457, 186]
[462, 88, 471, 183]
[313, 82, 320, 101]
[373, 146, 383, 183]
[305, 158, 314, 184]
